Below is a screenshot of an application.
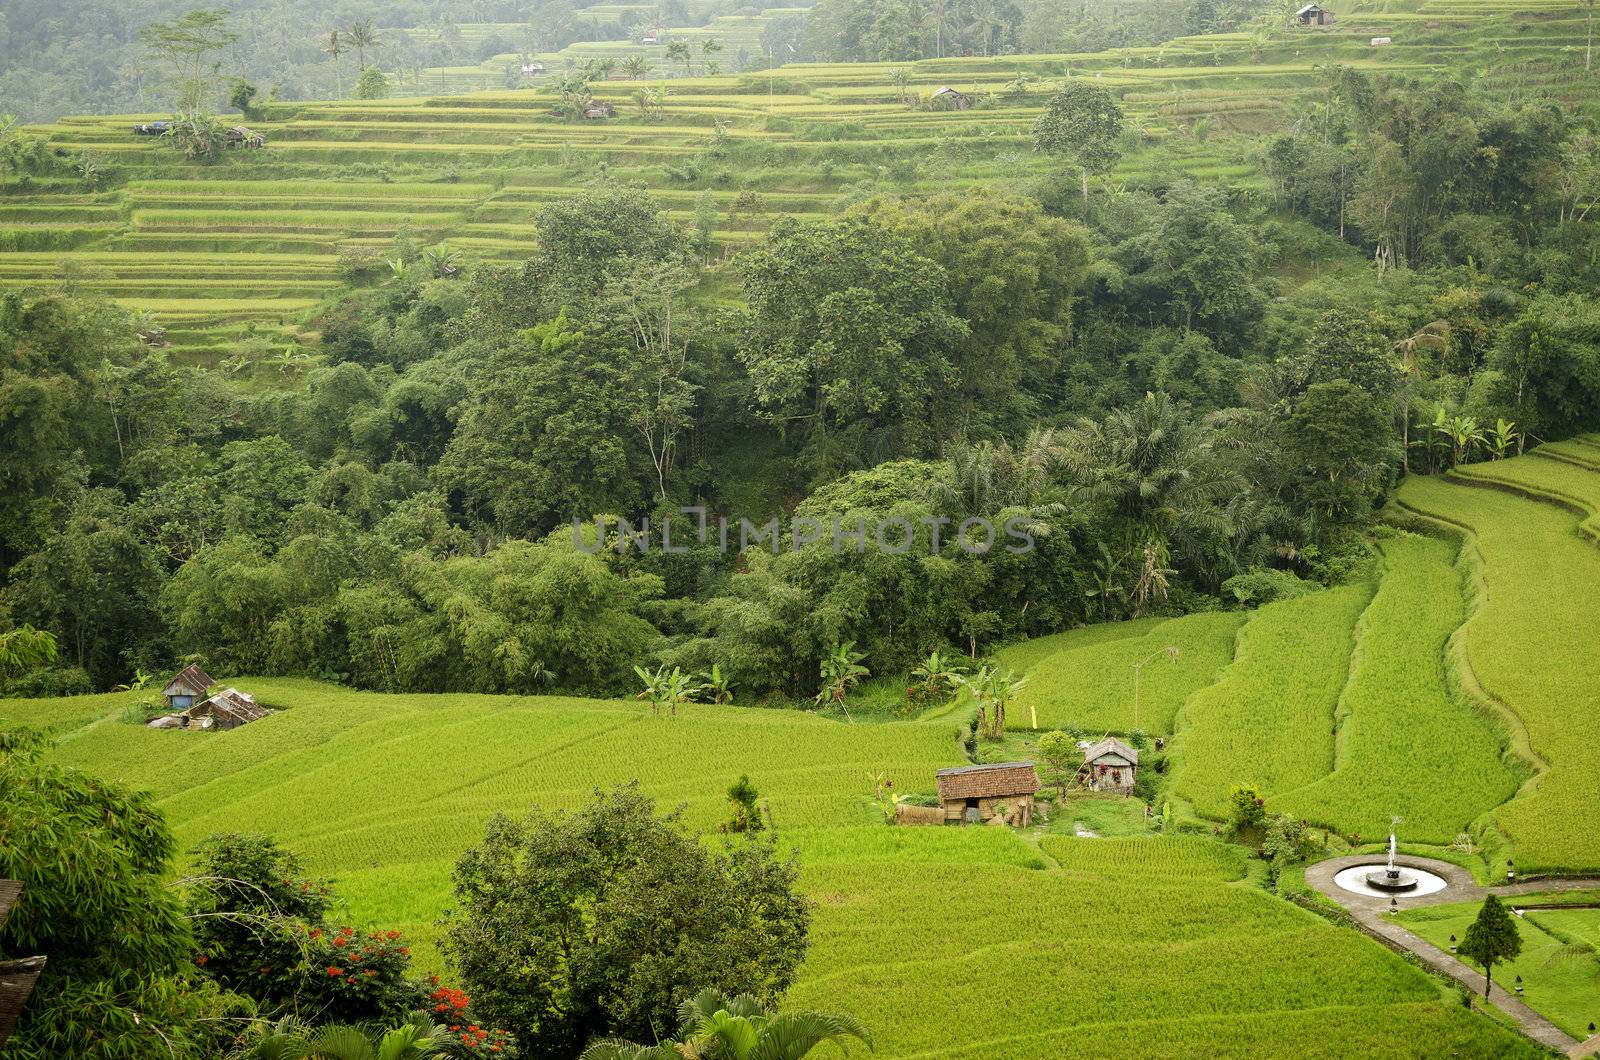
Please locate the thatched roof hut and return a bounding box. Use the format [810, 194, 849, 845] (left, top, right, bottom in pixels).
[1083, 737, 1138, 793]
[936, 761, 1040, 825]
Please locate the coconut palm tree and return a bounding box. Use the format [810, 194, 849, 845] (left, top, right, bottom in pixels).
[346, 18, 382, 71]
[1392, 321, 1449, 472]
[324, 29, 347, 96]
[1062, 391, 1235, 542]
[579, 989, 872, 1060]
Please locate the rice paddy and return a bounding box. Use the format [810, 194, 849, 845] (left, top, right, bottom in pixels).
[7, 679, 1539, 1058]
[4, 0, 1591, 365]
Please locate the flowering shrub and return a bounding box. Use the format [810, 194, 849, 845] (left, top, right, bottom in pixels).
[185, 833, 422, 1022]
[426, 977, 518, 1057]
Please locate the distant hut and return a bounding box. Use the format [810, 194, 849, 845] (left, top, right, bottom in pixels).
[0, 880, 47, 1051]
[225, 126, 265, 148]
[936, 762, 1040, 825]
[185, 688, 269, 731]
[930, 86, 972, 110]
[582, 101, 617, 119]
[161, 663, 215, 712]
[1083, 737, 1138, 794]
[1295, 3, 1334, 24]
[1370, 36, 1392, 45]
[520, 61, 547, 75]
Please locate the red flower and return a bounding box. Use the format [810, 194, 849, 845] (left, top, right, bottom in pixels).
[194, 955, 209, 966]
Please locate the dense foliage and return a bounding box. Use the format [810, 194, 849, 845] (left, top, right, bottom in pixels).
[0, 729, 235, 1058]
[442, 785, 809, 1060]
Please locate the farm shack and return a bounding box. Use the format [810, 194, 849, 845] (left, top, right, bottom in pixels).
[930, 86, 972, 110]
[520, 61, 547, 75]
[583, 101, 617, 119]
[1370, 36, 1392, 45]
[1084, 737, 1139, 794]
[190, 687, 269, 730]
[161, 663, 214, 711]
[0, 880, 47, 1050]
[225, 126, 265, 148]
[936, 762, 1040, 825]
[1295, 3, 1334, 24]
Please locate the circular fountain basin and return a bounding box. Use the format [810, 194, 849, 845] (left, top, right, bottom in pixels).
[1333, 864, 1448, 898]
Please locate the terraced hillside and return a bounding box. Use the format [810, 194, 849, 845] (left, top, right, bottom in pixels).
[3, 0, 1592, 363]
[1398, 439, 1600, 872]
[2, 681, 1539, 1057]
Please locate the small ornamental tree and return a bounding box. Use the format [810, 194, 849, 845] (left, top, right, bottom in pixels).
[1033, 81, 1125, 204]
[1227, 783, 1267, 834]
[1035, 730, 1081, 795]
[725, 773, 764, 833]
[356, 66, 390, 100]
[1459, 895, 1523, 999]
[442, 783, 810, 1060]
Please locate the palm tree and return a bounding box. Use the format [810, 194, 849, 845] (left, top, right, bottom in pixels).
[1392, 321, 1449, 472]
[346, 18, 382, 71]
[325, 29, 347, 96]
[666, 39, 693, 75]
[816, 642, 869, 721]
[1062, 392, 1235, 542]
[580, 989, 872, 1060]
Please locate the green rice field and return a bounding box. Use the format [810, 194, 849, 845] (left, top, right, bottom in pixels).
[2, 679, 1540, 1058]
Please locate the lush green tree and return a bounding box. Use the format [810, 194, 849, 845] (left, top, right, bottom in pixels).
[356, 66, 390, 99]
[1034, 81, 1125, 204]
[532, 187, 687, 312]
[5, 488, 164, 686]
[851, 191, 1092, 429]
[1283, 379, 1398, 531]
[580, 988, 870, 1060]
[1035, 729, 1082, 794]
[437, 316, 641, 536]
[736, 216, 966, 476]
[1459, 895, 1522, 999]
[0, 730, 235, 1058]
[442, 785, 809, 1060]
[1120, 183, 1266, 344]
[138, 9, 238, 115]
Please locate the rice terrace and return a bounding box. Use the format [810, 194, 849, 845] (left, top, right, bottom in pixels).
[2, 0, 1600, 1055]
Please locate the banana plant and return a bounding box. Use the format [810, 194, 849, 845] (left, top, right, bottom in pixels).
[634, 664, 701, 717]
[815, 641, 869, 722]
[1487, 417, 1521, 461]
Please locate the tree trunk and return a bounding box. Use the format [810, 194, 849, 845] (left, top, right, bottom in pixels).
[1081, 166, 1089, 205]
[1484, 963, 1492, 1000]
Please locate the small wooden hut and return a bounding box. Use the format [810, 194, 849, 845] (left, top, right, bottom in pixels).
[930, 86, 972, 110]
[936, 762, 1039, 825]
[582, 101, 617, 119]
[187, 688, 269, 730]
[161, 663, 214, 711]
[1295, 3, 1334, 24]
[1083, 737, 1138, 794]
[0, 881, 47, 1050]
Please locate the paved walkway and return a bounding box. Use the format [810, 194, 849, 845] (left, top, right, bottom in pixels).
[1305, 855, 1600, 1054]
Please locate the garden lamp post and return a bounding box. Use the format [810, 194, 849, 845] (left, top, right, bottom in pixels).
[1132, 646, 1180, 732]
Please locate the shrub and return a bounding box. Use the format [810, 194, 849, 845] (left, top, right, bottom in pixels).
[442, 784, 809, 1060]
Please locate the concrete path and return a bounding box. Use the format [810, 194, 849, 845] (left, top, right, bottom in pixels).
[1305, 855, 1600, 1054]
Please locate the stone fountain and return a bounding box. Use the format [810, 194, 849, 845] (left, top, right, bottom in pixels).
[1365, 832, 1419, 892]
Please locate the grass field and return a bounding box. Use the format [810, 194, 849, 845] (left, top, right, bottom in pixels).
[1168, 584, 1374, 820]
[2, 678, 1541, 1057]
[1271, 532, 1519, 845]
[1003, 611, 1245, 735]
[1398, 452, 1600, 873]
[1397, 899, 1600, 1038]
